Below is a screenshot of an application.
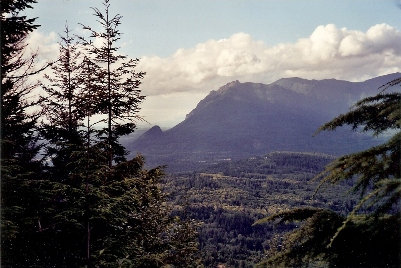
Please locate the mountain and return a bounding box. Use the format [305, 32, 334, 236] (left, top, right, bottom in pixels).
[128, 73, 399, 171]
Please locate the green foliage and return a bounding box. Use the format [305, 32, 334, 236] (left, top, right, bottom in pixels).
[257, 209, 401, 268]
[258, 79, 401, 267]
[3, 155, 201, 267]
[318, 92, 401, 135]
[256, 208, 342, 267]
[315, 93, 401, 214]
[163, 152, 356, 267]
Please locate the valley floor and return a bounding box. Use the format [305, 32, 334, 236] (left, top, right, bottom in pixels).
[161, 152, 357, 267]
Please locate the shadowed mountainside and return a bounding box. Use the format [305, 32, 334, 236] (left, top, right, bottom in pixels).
[127, 73, 399, 171]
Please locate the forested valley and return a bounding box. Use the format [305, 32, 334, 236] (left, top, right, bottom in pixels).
[2, 0, 401, 267]
[162, 152, 358, 267]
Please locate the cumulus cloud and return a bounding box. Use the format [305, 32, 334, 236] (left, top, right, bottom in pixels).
[139, 23, 401, 96]
[25, 25, 401, 126]
[27, 24, 401, 97]
[26, 30, 60, 62]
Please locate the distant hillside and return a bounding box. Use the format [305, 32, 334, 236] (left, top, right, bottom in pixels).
[203, 151, 335, 177]
[163, 152, 356, 267]
[128, 73, 399, 171]
[119, 127, 151, 148]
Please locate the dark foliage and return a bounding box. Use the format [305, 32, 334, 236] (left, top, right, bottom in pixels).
[78, 0, 145, 167]
[1, 0, 41, 169]
[163, 152, 357, 267]
[257, 77, 401, 267]
[1, 1, 45, 265]
[3, 156, 201, 267]
[257, 209, 401, 268]
[40, 24, 87, 182]
[2, 1, 200, 266]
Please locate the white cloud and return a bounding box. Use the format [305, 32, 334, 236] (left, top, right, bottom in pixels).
[139, 23, 401, 96]
[26, 30, 60, 62]
[29, 24, 401, 98]
[25, 25, 401, 127]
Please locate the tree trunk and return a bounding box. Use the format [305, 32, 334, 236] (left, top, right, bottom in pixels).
[87, 220, 90, 265]
[107, 8, 112, 169]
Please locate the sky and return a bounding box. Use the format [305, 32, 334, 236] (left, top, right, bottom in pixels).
[26, 0, 401, 128]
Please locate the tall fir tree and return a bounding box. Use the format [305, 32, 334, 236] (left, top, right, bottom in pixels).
[1, 0, 41, 172]
[40, 24, 85, 181]
[256, 78, 401, 267]
[0, 1, 60, 266]
[79, 0, 145, 168]
[1, 1, 200, 266]
[28, 1, 200, 266]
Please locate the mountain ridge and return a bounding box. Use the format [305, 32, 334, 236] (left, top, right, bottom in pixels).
[128, 73, 399, 171]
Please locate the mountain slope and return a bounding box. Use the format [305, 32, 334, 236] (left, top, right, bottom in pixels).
[128, 73, 399, 170]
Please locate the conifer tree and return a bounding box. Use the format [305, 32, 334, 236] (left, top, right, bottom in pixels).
[256, 78, 401, 267]
[41, 24, 86, 181]
[78, 56, 102, 150]
[0, 1, 47, 265]
[42, 25, 83, 133]
[79, 0, 145, 168]
[1, 1, 200, 266]
[85, 157, 200, 267]
[39, 27, 93, 266]
[1, 0, 41, 172]
[30, 2, 199, 266]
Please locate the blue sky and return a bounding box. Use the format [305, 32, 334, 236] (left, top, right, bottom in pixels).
[30, 0, 401, 56]
[27, 0, 401, 127]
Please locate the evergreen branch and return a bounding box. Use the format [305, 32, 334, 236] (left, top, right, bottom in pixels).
[253, 207, 324, 225]
[328, 187, 382, 248]
[378, 77, 401, 93]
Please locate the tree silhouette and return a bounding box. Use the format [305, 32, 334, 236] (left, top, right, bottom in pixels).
[79, 0, 145, 167]
[1, 0, 48, 265]
[40, 25, 86, 181]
